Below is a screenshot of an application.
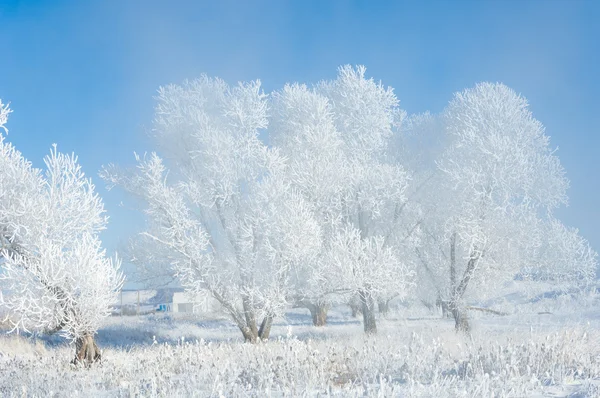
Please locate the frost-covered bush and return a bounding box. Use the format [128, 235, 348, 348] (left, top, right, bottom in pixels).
[0, 317, 598, 397]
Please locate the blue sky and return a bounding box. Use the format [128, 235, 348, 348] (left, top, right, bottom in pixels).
[1, 0, 599, 283]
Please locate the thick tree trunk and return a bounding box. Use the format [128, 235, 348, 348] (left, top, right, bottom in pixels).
[314, 304, 328, 326]
[307, 303, 329, 326]
[295, 300, 329, 326]
[257, 315, 273, 340]
[240, 326, 258, 343]
[450, 232, 456, 292]
[359, 290, 377, 334]
[237, 316, 273, 343]
[211, 289, 264, 343]
[72, 333, 101, 366]
[449, 249, 481, 333]
[242, 295, 258, 339]
[451, 306, 470, 333]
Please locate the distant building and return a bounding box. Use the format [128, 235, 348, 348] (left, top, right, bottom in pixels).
[171, 291, 219, 313]
[115, 288, 220, 315]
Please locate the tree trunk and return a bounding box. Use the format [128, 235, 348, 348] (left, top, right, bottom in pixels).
[449, 249, 480, 333]
[211, 289, 262, 343]
[242, 295, 258, 339]
[72, 333, 101, 366]
[359, 290, 377, 334]
[436, 296, 452, 318]
[257, 315, 273, 340]
[442, 300, 452, 318]
[307, 303, 329, 326]
[240, 325, 258, 343]
[238, 315, 272, 342]
[350, 303, 361, 318]
[450, 232, 456, 292]
[378, 300, 389, 316]
[452, 306, 470, 333]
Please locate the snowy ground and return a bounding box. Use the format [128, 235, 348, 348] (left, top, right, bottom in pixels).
[0, 304, 599, 397]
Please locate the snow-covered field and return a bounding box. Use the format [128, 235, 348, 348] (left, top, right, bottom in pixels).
[1, 304, 599, 397]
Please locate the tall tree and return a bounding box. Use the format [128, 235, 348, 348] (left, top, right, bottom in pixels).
[271, 67, 416, 333]
[102, 77, 321, 342]
[269, 82, 348, 326]
[0, 100, 124, 364]
[435, 83, 594, 331]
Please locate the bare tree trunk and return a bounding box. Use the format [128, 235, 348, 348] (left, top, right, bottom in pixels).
[442, 300, 452, 318]
[307, 303, 329, 326]
[350, 302, 361, 318]
[445, 232, 457, 321]
[239, 325, 258, 343]
[72, 333, 101, 366]
[449, 249, 480, 333]
[257, 315, 273, 340]
[238, 315, 272, 342]
[450, 232, 456, 291]
[436, 296, 452, 318]
[452, 306, 470, 333]
[211, 289, 265, 343]
[349, 295, 362, 318]
[295, 300, 329, 326]
[378, 300, 390, 317]
[242, 295, 258, 339]
[359, 290, 377, 334]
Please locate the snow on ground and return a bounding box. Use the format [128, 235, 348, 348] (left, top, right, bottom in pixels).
[0, 304, 599, 397]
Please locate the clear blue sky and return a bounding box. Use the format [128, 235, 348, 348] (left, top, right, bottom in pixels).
[1, 0, 599, 283]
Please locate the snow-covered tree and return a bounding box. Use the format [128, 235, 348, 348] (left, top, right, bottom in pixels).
[386, 112, 446, 313]
[322, 66, 416, 333]
[328, 226, 413, 332]
[434, 83, 594, 331]
[0, 100, 10, 132]
[0, 100, 124, 364]
[269, 82, 348, 326]
[102, 77, 321, 342]
[519, 217, 597, 294]
[270, 67, 416, 333]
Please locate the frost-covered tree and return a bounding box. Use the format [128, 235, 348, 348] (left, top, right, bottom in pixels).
[434, 83, 595, 331]
[327, 227, 413, 332]
[322, 67, 416, 333]
[102, 77, 321, 342]
[270, 67, 416, 333]
[387, 112, 446, 312]
[519, 217, 597, 295]
[0, 100, 9, 131]
[269, 82, 347, 326]
[0, 100, 124, 364]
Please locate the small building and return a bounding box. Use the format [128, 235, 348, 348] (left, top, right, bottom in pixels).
[171, 291, 219, 313]
[115, 288, 221, 315]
